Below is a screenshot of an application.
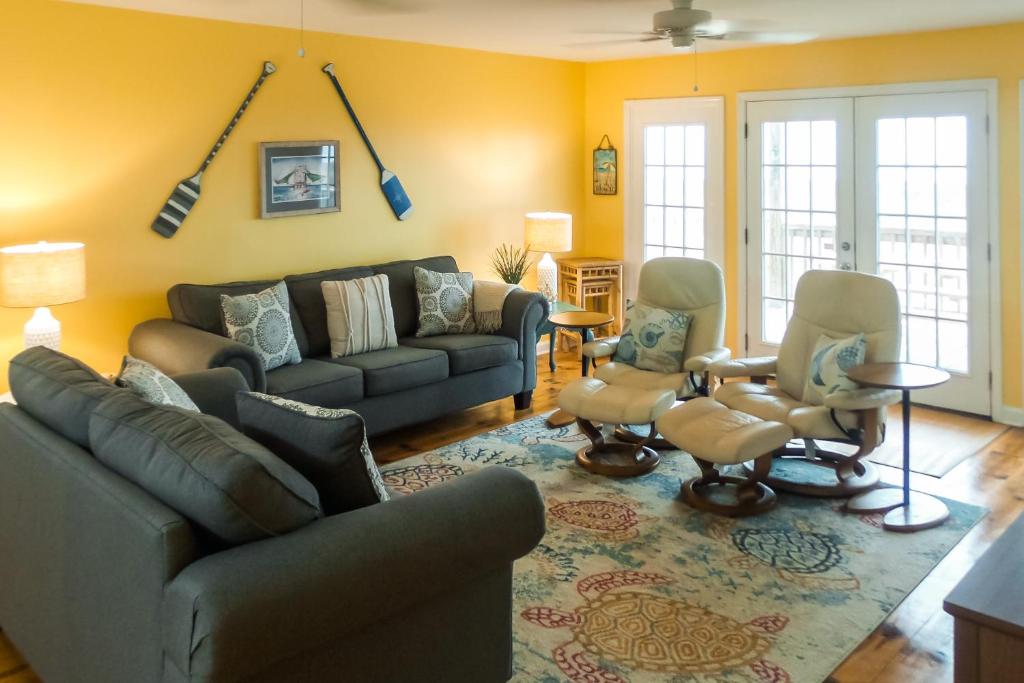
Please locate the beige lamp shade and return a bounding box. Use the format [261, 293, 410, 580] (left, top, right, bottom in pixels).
[525, 212, 573, 253]
[1, 242, 86, 308]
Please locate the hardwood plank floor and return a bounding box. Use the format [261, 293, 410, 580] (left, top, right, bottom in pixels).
[1, 350, 1021, 682]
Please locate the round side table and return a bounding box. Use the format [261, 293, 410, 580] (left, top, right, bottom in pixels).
[545, 310, 615, 429]
[845, 362, 951, 532]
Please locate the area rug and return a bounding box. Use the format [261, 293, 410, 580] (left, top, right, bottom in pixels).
[380, 415, 986, 683]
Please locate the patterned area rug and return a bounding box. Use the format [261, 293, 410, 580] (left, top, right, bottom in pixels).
[380, 415, 985, 683]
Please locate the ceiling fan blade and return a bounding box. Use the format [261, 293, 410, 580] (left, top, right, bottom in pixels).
[338, 0, 428, 14]
[710, 31, 817, 44]
[566, 36, 665, 48]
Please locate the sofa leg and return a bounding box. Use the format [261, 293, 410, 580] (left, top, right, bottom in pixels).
[513, 390, 533, 410]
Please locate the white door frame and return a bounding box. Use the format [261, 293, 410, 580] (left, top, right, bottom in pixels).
[624, 96, 725, 302]
[736, 79, 1006, 422]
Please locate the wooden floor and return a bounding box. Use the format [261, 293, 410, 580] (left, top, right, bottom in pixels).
[2, 350, 1022, 682]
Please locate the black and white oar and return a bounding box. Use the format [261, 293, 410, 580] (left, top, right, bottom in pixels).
[152, 61, 277, 238]
[322, 63, 413, 220]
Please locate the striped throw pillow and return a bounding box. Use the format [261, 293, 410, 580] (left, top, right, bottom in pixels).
[321, 274, 398, 358]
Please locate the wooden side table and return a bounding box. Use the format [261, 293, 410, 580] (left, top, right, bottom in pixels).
[545, 310, 615, 428]
[557, 257, 624, 335]
[536, 300, 586, 372]
[845, 362, 951, 532]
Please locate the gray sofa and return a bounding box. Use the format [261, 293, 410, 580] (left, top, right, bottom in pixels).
[129, 256, 549, 436]
[0, 355, 546, 683]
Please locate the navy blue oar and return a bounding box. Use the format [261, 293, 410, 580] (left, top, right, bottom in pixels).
[322, 63, 413, 220]
[152, 61, 277, 238]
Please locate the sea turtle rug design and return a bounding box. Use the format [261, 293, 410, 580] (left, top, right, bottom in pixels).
[521, 570, 791, 682]
[546, 494, 655, 542]
[380, 454, 466, 495]
[726, 524, 860, 591]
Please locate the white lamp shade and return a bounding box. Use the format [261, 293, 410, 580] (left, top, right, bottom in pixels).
[525, 212, 573, 253]
[0, 242, 86, 308]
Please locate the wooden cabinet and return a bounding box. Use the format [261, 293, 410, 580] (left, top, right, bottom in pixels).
[944, 513, 1024, 682]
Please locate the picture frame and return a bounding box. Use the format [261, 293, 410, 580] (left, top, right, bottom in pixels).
[593, 134, 617, 195]
[259, 140, 340, 218]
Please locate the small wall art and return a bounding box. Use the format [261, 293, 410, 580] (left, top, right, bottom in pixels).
[593, 134, 617, 196]
[259, 140, 340, 218]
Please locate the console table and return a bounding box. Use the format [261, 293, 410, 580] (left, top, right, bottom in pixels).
[944, 513, 1024, 682]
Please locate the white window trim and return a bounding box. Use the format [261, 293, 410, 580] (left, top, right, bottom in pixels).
[623, 96, 725, 302]
[736, 79, 1007, 423]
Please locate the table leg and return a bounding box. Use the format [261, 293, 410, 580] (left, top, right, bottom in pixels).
[549, 331, 556, 372]
[581, 328, 593, 377]
[882, 390, 949, 532]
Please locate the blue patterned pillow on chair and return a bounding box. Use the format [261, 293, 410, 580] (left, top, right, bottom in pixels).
[612, 300, 692, 374]
[803, 333, 867, 405]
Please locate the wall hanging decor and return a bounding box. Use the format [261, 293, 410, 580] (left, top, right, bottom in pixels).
[593, 134, 617, 195]
[322, 63, 413, 220]
[259, 140, 340, 218]
[152, 61, 277, 238]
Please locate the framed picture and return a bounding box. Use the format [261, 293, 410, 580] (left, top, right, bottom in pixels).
[593, 134, 617, 195]
[259, 140, 340, 218]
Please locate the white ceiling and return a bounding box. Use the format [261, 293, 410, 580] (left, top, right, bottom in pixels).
[63, 0, 1024, 62]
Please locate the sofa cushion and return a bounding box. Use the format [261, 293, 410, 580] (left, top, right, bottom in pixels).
[236, 392, 390, 516]
[329, 346, 448, 396]
[372, 256, 459, 338]
[89, 391, 322, 545]
[402, 335, 518, 375]
[284, 265, 375, 357]
[8, 346, 123, 448]
[168, 279, 310, 357]
[265, 359, 363, 407]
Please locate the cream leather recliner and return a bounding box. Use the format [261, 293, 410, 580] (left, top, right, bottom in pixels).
[709, 269, 902, 496]
[583, 257, 730, 403]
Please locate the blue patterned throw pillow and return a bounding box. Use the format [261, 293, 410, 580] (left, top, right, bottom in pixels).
[220, 281, 302, 371]
[612, 300, 692, 374]
[802, 333, 867, 405]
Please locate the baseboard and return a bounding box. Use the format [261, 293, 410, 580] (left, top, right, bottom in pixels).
[992, 404, 1024, 427]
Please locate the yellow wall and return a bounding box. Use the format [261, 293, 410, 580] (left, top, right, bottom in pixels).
[0, 0, 584, 389]
[583, 23, 1024, 410]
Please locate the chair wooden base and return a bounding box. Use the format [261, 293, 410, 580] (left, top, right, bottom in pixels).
[681, 455, 777, 517]
[612, 425, 675, 451]
[742, 447, 880, 498]
[575, 418, 661, 477]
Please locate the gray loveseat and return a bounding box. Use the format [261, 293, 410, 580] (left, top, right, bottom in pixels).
[0, 350, 546, 683]
[129, 256, 549, 435]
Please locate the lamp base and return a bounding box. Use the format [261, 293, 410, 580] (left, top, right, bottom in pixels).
[25, 307, 61, 350]
[537, 252, 558, 302]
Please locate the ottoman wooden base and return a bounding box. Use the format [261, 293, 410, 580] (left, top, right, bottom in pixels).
[575, 419, 661, 477]
[682, 456, 777, 517]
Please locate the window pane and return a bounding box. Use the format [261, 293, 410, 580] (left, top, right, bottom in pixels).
[664, 207, 684, 247]
[880, 263, 907, 311]
[645, 244, 664, 262]
[763, 122, 785, 164]
[763, 167, 785, 210]
[811, 212, 837, 259]
[938, 319, 969, 373]
[764, 210, 786, 253]
[645, 166, 664, 205]
[665, 246, 685, 257]
[645, 205, 664, 246]
[907, 216, 936, 267]
[685, 208, 705, 249]
[763, 298, 787, 344]
[788, 256, 810, 298]
[787, 212, 811, 256]
[906, 117, 936, 166]
[907, 266, 936, 316]
[665, 125, 685, 165]
[645, 126, 664, 165]
[937, 218, 968, 268]
[685, 125, 705, 166]
[786, 166, 811, 211]
[665, 166, 685, 206]
[906, 167, 935, 216]
[811, 166, 837, 212]
[763, 255, 786, 298]
[938, 268, 968, 321]
[878, 167, 906, 215]
[879, 215, 907, 263]
[907, 316, 937, 366]
[936, 167, 967, 217]
[936, 116, 967, 166]
[685, 166, 705, 208]
[786, 121, 811, 165]
[811, 120, 837, 165]
[878, 118, 906, 166]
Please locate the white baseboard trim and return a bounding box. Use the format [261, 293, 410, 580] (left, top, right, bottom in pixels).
[992, 404, 1024, 427]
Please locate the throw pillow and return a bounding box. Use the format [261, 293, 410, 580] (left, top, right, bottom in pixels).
[8, 346, 122, 448]
[116, 355, 199, 412]
[413, 266, 477, 337]
[220, 281, 302, 371]
[803, 332, 867, 405]
[321, 274, 398, 357]
[236, 392, 390, 515]
[89, 391, 322, 545]
[612, 300, 692, 374]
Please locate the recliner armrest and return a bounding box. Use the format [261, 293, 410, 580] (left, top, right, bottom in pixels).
[709, 356, 777, 379]
[824, 388, 902, 411]
[129, 319, 266, 392]
[583, 336, 620, 359]
[162, 467, 545, 681]
[684, 347, 731, 373]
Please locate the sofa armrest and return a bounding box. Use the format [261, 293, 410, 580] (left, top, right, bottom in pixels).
[583, 336, 619, 359]
[499, 290, 549, 393]
[710, 356, 778, 379]
[824, 388, 902, 411]
[129, 319, 266, 392]
[684, 347, 731, 373]
[162, 467, 545, 681]
[171, 367, 250, 428]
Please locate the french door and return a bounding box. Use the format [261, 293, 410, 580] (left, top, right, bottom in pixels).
[745, 89, 991, 415]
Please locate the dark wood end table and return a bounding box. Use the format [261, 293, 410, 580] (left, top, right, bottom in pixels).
[845, 362, 952, 532]
[545, 310, 615, 428]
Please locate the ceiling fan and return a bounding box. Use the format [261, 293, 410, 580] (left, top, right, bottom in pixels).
[577, 0, 817, 50]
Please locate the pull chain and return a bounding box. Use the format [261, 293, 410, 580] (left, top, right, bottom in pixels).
[692, 39, 699, 93]
[298, 0, 306, 57]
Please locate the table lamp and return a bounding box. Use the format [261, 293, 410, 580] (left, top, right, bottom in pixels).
[1, 241, 86, 350]
[525, 212, 572, 302]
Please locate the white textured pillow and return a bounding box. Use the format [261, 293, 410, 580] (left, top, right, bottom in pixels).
[116, 355, 199, 412]
[803, 333, 867, 405]
[220, 281, 302, 371]
[322, 275, 398, 358]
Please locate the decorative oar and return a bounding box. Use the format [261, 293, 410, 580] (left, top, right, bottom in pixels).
[322, 63, 413, 220]
[152, 61, 277, 238]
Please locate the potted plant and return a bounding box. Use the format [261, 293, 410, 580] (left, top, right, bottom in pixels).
[490, 244, 533, 285]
